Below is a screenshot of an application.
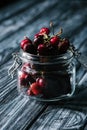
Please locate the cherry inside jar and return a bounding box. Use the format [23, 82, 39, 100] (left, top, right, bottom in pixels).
[17, 49, 75, 101]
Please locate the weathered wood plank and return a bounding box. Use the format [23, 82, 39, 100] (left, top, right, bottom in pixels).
[0, 95, 47, 130]
[29, 106, 87, 130]
[0, 0, 59, 42]
[0, 0, 36, 22]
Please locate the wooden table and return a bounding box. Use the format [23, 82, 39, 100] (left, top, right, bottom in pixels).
[0, 0, 87, 129]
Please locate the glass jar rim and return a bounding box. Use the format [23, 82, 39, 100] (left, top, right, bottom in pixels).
[19, 49, 73, 63]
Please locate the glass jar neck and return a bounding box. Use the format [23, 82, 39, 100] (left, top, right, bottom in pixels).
[18, 50, 74, 72]
[19, 49, 73, 65]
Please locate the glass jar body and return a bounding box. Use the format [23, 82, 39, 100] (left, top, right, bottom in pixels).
[17, 50, 75, 101]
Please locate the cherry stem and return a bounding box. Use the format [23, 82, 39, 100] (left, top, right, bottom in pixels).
[24, 36, 28, 39]
[50, 21, 54, 35]
[56, 28, 63, 36]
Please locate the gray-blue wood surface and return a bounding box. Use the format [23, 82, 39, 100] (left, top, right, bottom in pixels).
[0, 0, 87, 130]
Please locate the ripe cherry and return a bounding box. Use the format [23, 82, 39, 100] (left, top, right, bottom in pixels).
[58, 38, 70, 53]
[19, 71, 35, 86]
[30, 82, 42, 95]
[37, 44, 48, 56]
[48, 45, 58, 56]
[50, 36, 59, 46]
[21, 63, 30, 71]
[34, 35, 44, 48]
[34, 33, 41, 39]
[36, 77, 47, 88]
[23, 43, 36, 54]
[27, 89, 34, 96]
[40, 27, 50, 35]
[20, 37, 32, 49]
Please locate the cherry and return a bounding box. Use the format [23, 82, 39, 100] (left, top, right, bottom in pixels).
[21, 63, 30, 71]
[48, 45, 58, 56]
[36, 77, 47, 87]
[19, 71, 35, 86]
[20, 37, 32, 49]
[30, 82, 42, 95]
[34, 35, 44, 48]
[34, 33, 41, 39]
[40, 27, 50, 35]
[50, 36, 59, 46]
[19, 71, 29, 86]
[58, 38, 70, 53]
[27, 89, 34, 96]
[24, 44, 37, 55]
[37, 44, 48, 56]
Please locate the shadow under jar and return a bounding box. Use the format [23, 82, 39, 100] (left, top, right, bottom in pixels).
[18, 49, 75, 102]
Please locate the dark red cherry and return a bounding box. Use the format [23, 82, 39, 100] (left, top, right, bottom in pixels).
[36, 78, 47, 88]
[34, 33, 41, 39]
[21, 63, 30, 71]
[20, 37, 32, 49]
[58, 38, 70, 53]
[27, 89, 34, 96]
[40, 27, 50, 35]
[37, 44, 48, 56]
[48, 45, 58, 56]
[50, 36, 59, 46]
[30, 82, 42, 95]
[19, 72, 29, 86]
[19, 71, 35, 86]
[34, 35, 44, 48]
[23, 44, 37, 54]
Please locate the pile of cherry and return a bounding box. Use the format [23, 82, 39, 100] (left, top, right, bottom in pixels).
[19, 27, 70, 96]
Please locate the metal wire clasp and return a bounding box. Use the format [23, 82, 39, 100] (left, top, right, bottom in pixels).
[8, 53, 22, 78]
[69, 44, 81, 57]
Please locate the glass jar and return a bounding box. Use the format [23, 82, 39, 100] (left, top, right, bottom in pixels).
[16, 49, 75, 102]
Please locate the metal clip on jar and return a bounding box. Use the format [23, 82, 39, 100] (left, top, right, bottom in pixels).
[8, 45, 87, 102]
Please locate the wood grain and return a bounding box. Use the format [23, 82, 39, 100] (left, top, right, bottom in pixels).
[0, 0, 87, 130]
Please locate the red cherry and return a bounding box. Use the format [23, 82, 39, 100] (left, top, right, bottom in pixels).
[37, 44, 48, 56]
[23, 43, 37, 55]
[40, 27, 50, 35]
[34, 33, 40, 39]
[34, 35, 44, 48]
[30, 82, 42, 95]
[58, 38, 70, 53]
[19, 71, 35, 86]
[48, 45, 58, 56]
[20, 38, 32, 49]
[21, 63, 30, 71]
[50, 36, 59, 46]
[36, 78, 47, 87]
[19, 72, 29, 86]
[27, 89, 34, 96]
